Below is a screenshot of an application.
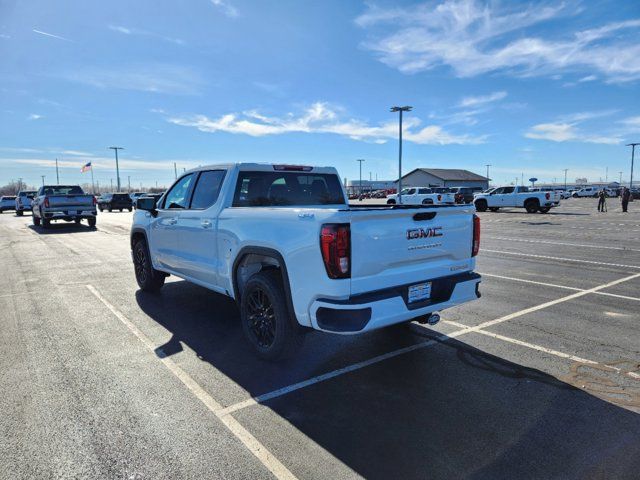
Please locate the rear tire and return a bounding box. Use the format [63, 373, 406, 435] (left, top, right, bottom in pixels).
[421, 199, 433, 205]
[525, 200, 539, 213]
[133, 239, 165, 292]
[42, 218, 50, 228]
[538, 207, 551, 213]
[74, 218, 81, 224]
[33, 215, 40, 226]
[387, 199, 396, 205]
[88, 217, 96, 228]
[16, 210, 23, 216]
[108, 207, 112, 212]
[489, 207, 499, 212]
[474, 200, 487, 212]
[240, 270, 303, 361]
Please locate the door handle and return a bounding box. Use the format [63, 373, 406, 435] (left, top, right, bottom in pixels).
[168, 218, 177, 225]
[201, 220, 212, 228]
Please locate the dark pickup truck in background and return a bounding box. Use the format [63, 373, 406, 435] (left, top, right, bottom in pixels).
[98, 193, 133, 212]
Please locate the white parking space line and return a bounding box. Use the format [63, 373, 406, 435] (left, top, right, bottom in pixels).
[86, 285, 298, 480]
[485, 236, 640, 253]
[479, 272, 582, 291]
[482, 249, 640, 269]
[220, 272, 640, 415]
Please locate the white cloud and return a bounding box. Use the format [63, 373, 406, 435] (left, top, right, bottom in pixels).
[356, 1, 640, 83]
[578, 75, 597, 82]
[33, 29, 71, 42]
[458, 91, 507, 108]
[108, 25, 185, 45]
[525, 122, 620, 145]
[59, 64, 202, 95]
[28, 114, 43, 120]
[11, 157, 202, 172]
[62, 150, 94, 156]
[210, 0, 238, 17]
[618, 116, 640, 132]
[0, 34, 10, 39]
[165, 102, 486, 145]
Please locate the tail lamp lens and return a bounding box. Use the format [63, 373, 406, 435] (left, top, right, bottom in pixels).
[320, 224, 351, 279]
[472, 214, 481, 257]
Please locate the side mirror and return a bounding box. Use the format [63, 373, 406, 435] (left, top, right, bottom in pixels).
[136, 197, 157, 215]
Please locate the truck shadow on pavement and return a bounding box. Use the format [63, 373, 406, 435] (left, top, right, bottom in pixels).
[136, 281, 640, 480]
[28, 224, 96, 234]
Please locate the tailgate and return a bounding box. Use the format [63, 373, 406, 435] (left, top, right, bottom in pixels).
[349, 206, 475, 295]
[48, 195, 94, 207]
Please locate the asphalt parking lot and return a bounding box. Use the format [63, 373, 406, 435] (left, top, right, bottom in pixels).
[1, 198, 639, 479]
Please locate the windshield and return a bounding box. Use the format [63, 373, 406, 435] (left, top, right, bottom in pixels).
[42, 185, 84, 195]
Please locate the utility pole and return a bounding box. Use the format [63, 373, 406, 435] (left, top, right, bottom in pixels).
[605, 166, 608, 183]
[41, 175, 45, 186]
[627, 143, 638, 189]
[391, 105, 412, 204]
[563, 169, 568, 190]
[174, 162, 178, 179]
[619, 171, 623, 184]
[356, 159, 365, 196]
[109, 147, 124, 192]
[485, 164, 491, 187]
[128, 175, 131, 192]
[369, 171, 372, 182]
[110, 178, 113, 191]
[55, 158, 60, 184]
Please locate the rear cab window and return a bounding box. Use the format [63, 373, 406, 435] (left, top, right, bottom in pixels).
[233, 171, 345, 207]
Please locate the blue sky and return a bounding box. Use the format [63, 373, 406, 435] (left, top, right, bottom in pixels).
[1, 0, 639, 189]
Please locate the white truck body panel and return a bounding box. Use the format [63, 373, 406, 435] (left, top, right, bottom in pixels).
[386, 187, 455, 205]
[474, 185, 558, 211]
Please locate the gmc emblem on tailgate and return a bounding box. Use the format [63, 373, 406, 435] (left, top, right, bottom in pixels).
[406, 227, 443, 239]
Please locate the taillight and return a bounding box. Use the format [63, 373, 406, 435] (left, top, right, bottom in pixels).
[545, 192, 550, 200]
[320, 224, 350, 279]
[437, 194, 442, 202]
[472, 214, 480, 257]
[44, 197, 50, 208]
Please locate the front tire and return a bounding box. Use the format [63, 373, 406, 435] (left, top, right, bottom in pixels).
[88, 217, 96, 228]
[133, 239, 165, 292]
[538, 207, 551, 213]
[240, 270, 303, 361]
[489, 207, 499, 212]
[42, 217, 50, 228]
[16, 210, 23, 216]
[33, 215, 40, 226]
[387, 199, 396, 205]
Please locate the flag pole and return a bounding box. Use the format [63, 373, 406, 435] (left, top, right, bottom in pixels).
[90, 165, 95, 195]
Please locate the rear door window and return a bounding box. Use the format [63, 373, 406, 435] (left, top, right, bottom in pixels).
[232, 171, 345, 206]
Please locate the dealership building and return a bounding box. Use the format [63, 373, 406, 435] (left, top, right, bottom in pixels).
[398, 168, 490, 190]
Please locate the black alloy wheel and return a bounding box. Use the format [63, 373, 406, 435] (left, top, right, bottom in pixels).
[246, 288, 276, 349]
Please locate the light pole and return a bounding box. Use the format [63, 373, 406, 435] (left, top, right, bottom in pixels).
[356, 159, 365, 196]
[109, 147, 124, 192]
[619, 171, 623, 184]
[174, 162, 178, 179]
[41, 175, 45, 186]
[627, 143, 639, 189]
[563, 169, 568, 191]
[485, 164, 491, 187]
[55, 158, 60, 184]
[391, 105, 412, 204]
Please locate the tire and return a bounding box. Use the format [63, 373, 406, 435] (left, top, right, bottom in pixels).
[421, 199, 433, 205]
[133, 239, 165, 292]
[474, 200, 487, 212]
[108, 207, 112, 212]
[488, 207, 499, 212]
[33, 214, 40, 226]
[538, 207, 551, 213]
[387, 199, 396, 205]
[240, 270, 303, 361]
[572, 193, 578, 198]
[119, 209, 123, 212]
[16, 210, 23, 216]
[88, 217, 96, 228]
[99, 207, 104, 212]
[74, 218, 81, 224]
[42, 218, 51, 229]
[128, 208, 132, 212]
[525, 200, 539, 213]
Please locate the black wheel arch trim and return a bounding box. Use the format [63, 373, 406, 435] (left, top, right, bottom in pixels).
[130, 227, 149, 250]
[232, 246, 295, 319]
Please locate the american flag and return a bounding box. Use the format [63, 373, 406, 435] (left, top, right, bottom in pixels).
[80, 162, 92, 173]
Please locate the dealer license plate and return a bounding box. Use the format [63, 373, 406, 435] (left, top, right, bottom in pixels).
[408, 282, 432, 303]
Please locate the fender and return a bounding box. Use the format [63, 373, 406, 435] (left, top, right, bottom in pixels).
[232, 246, 295, 320]
[130, 227, 149, 250]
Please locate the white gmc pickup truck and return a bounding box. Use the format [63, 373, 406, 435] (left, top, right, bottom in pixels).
[473, 185, 558, 213]
[131, 164, 481, 359]
[386, 187, 455, 205]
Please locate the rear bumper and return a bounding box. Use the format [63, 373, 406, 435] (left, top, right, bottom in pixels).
[43, 209, 97, 219]
[309, 272, 481, 333]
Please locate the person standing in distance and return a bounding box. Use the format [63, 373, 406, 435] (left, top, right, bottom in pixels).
[621, 187, 631, 213]
[597, 189, 607, 212]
